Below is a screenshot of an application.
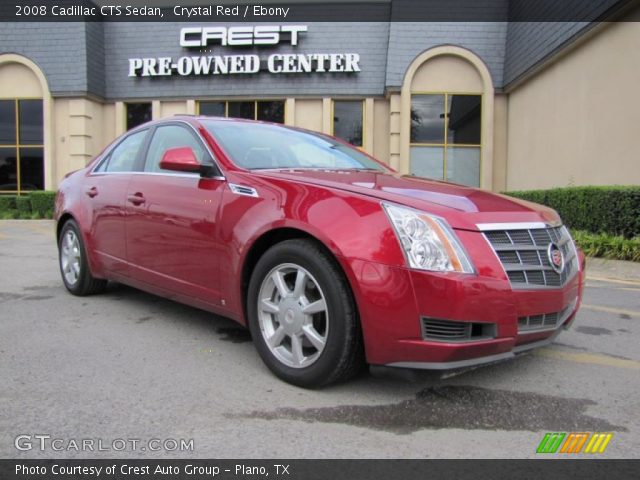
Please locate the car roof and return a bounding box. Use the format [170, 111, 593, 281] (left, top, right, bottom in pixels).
[128, 115, 292, 133]
[171, 115, 276, 125]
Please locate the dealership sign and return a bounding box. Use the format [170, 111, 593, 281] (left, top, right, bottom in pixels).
[128, 25, 361, 77]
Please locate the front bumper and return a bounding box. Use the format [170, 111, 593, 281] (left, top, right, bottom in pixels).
[387, 327, 565, 370]
[346, 241, 585, 369]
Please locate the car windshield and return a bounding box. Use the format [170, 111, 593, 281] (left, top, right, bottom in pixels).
[203, 121, 388, 172]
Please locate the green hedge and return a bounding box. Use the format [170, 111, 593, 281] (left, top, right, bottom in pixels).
[572, 230, 640, 262]
[0, 191, 56, 219]
[29, 191, 56, 217]
[0, 195, 17, 211]
[15, 196, 31, 215]
[506, 186, 640, 238]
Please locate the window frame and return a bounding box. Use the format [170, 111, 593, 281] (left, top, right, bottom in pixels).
[92, 121, 224, 179]
[410, 91, 483, 186]
[0, 97, 44, 195]
[331, 99, 365, 148]
[197, 99, 286, 124]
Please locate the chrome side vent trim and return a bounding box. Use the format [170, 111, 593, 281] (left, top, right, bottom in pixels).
[421, 318, 496, 343]
[229, 183, 259, 198]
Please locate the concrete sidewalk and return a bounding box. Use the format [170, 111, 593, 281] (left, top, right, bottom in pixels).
[585, 257, 640, 283]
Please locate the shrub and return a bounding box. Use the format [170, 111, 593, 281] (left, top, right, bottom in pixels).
[505, 186, 640, 238]
[15, 195, 32, 215]
[29, 191, 56, 217]
[0, 210, 18, 219]
[572, 230, 640, 262]
[0, 195, 18, 212]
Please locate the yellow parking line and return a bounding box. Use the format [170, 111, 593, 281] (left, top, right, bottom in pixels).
[534, 348, 640, 370]
[586, 275, 640, 287]
[581, 304, 640, 318]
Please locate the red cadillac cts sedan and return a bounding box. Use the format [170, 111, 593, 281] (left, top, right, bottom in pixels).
[55, 116, 585, 387]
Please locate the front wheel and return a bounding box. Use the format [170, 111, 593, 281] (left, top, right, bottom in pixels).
[247, 239, 364, 388]
[58, 219, 107, 296]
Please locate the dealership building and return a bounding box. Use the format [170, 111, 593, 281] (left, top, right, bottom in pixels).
[1, 0, 639, 195]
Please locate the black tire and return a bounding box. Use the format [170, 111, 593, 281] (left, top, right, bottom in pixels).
[58, 219, 107, 296]
[247, 239, 364, 388]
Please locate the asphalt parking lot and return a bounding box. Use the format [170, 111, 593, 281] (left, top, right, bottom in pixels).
[1, 220, 639, 459]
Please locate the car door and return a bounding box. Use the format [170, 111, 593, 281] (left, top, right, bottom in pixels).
[125, 122, 226, 306]
[87, 128, 149, 277]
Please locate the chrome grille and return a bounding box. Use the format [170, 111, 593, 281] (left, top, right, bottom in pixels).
[518, 299, 577, 333]
[483, 225, 579, 289]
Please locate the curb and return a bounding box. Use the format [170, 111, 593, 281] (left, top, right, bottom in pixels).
[585, 257, 640, 284]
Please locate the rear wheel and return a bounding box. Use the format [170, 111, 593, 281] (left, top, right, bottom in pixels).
[58, 219, 107, 296]
[247, 239, 364, 388]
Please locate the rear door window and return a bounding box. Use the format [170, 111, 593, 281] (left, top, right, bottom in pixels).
[96, 129, 148, 173]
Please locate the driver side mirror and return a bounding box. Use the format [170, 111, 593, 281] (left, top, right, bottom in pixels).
[159, 147, 202, 173]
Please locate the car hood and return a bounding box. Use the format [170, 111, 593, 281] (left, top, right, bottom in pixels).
[255, 169, 561, 231]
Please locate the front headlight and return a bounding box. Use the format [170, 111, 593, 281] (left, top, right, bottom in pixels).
[382, 202, 475, 274]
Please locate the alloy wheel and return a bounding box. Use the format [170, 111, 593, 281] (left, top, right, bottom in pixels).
[60, 229, 81, 286]
[257, 263, 329, 368]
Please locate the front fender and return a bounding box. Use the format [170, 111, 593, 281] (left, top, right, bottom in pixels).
[218, 174, 407, 320]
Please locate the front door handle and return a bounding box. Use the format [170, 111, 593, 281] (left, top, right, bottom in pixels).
[85, 186, 98, 198]
[127, 192, 146, 206]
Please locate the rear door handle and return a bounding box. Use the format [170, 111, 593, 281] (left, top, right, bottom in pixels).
[127, 193, 146, 206]
[85, 186, 98, 198]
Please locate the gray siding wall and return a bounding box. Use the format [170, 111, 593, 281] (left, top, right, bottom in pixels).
[0, 22, 89, 95]
[504, 0, 625, 86]
[2, 1, 626, 100]
[385, 22, 508, 89]
[85, 22, 106, 98]
[103, 22, 390, 99]
[504, 22, 590, 86]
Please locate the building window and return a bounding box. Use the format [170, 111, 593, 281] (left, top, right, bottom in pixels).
[256, 101, 284, 123]
[228, 101, 255, 120]
[199, 101, 225, 117]
[126, 102, 152, 130]
[333, 100, 363, 147]
[0, 99, 44, 193]
[410, 93, 481, 187]
[198, 100, 285, 124]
